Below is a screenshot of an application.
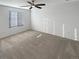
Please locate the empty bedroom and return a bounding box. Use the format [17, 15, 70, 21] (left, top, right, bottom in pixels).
[0, 0, 79, 59]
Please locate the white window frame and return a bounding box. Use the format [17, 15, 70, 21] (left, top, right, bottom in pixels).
[9, 11, 23, 28]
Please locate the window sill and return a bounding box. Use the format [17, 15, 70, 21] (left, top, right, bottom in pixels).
[9, 25, 24, 28]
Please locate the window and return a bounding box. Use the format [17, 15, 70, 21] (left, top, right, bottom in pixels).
[9, 11, 23, 28]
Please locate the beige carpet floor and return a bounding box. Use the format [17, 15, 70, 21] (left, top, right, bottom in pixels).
[0, 30, 79, 59]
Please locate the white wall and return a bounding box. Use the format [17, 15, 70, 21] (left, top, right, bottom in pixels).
[31, 1, 79, 40]
[0, 5, 31, 39]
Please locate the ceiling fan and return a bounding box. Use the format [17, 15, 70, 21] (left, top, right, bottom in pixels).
[21, 0, 46, 9]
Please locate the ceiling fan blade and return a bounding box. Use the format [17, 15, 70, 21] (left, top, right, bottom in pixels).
[35, 4, 46, 6]
[27, 1, 32, 5]
[35, 6, 42, 9]
[29, 6, 33, 9]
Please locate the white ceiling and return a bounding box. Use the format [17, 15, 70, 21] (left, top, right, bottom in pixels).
[0, 0, 78, 7]
[0, 0, 65, 6]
